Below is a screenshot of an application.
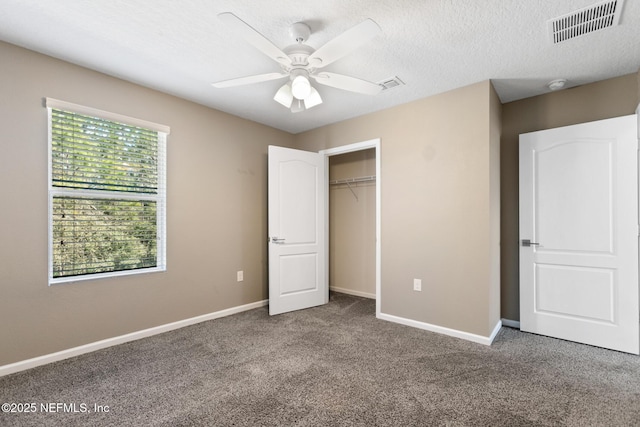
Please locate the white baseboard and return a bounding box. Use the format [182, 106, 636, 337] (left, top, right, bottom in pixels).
[330, 286, 376, 300]
[0, 299, 268, 377]
[501, 318, 521, 329]
[378, 312, 503, 346]
[2, 299, 509, 377]
[488, 320, 503, 344]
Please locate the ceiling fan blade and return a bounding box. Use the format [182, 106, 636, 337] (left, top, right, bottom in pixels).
[312, 72, 382, 95]
[307, 19, 381, 69]
[212, 72, 288, 88]
[218, 12, 291, 66]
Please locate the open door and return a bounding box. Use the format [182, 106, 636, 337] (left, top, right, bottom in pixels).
[519, 115, 639, 354]
[268, 145, 327, 315]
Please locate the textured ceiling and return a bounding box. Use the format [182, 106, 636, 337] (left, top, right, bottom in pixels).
[1, 0, 639, 134]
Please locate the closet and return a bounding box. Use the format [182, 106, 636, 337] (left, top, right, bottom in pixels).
[328, 148, 376, 299]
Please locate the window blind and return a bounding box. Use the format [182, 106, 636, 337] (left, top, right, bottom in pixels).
[48, 101, 167, 283]
[51, 109, 159, 193]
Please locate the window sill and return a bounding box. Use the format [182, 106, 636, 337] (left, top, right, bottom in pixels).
[49, 266, 166, 286]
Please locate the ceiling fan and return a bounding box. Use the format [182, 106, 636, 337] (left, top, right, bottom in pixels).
[212, 12, 384, 113]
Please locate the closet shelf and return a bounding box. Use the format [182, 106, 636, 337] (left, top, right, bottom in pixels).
[329, 175, 376, 201]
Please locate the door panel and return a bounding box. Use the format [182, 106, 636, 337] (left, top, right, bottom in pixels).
[280, 253, 318, 295]
[535, 141, 613, 253]
[519, 115, 639, 354]
[535, 264, 614, 322]
[268, 146, 327, 315]
[279, 160, 318, 244]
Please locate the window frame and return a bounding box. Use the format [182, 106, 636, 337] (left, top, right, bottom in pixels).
[46, 98, 169, 285]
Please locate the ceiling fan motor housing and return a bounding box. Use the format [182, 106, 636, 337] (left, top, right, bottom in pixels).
[283, 44, 315, 69]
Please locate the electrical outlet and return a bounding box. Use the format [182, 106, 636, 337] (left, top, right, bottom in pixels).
[237, 271, 244, 282]
[413, 278, 422, 291]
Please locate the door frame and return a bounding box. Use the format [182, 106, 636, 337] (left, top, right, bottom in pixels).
[320, 138, 381, 316]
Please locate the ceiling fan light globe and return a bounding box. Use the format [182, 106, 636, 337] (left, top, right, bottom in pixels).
[291, 75, 311, 99]
[304, 87, 323, 109]
[274, 83, 293, 107]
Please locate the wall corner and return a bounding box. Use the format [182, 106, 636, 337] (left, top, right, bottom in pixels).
[488, 81, 503, 335]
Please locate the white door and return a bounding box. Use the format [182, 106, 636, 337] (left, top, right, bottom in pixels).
[519, 115, 639, 354]
[268, 145, 327, 315]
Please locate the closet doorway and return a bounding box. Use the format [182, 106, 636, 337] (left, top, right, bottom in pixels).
[321, 139, 381, 315]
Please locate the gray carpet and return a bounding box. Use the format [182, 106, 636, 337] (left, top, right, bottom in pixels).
[1, 292, 639, 426]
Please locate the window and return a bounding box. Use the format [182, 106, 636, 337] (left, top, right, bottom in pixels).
[46, 98, 169, 284]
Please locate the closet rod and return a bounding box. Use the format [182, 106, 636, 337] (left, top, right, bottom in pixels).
[329, 175, 376, 185]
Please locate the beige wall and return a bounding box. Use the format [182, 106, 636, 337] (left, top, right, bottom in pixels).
[329, 149, 376, 297]
[296, 81, 501, 337]
[0, 41, 295, 365]
[500, 73, 640, 321]
[14, 34, 632, 364]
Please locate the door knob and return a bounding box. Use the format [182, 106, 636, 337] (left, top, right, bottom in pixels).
[270, 237, 286, 244]
[522, 239, 540, 247]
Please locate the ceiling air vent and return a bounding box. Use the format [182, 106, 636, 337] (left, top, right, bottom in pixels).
[548, 0, 624, 44]
[378, 76, 405, 91]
